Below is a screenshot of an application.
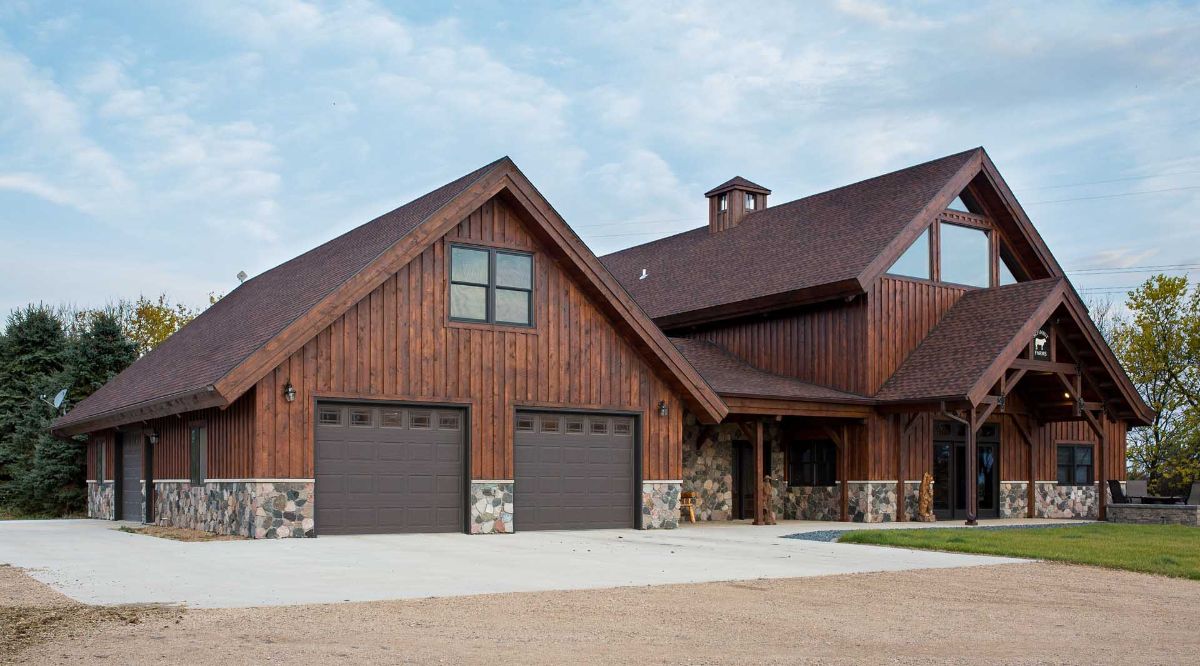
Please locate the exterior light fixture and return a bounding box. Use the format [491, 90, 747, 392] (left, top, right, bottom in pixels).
[283, 381, 297, 403]
[1063, 392, 1070, 399]
[147, 431, 159, 445]
[657, 400, 668, 417]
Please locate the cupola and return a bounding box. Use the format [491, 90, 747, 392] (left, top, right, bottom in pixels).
[705, 177, 771, 232]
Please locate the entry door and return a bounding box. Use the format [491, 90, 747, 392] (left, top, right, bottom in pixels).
[732, 441, 770, 520]
[119, 432, 143, 522]
[932, 421, 1000, 520]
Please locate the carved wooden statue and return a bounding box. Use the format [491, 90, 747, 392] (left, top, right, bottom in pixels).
[917, 471, 936, 522]
[761, 475, 778, 525]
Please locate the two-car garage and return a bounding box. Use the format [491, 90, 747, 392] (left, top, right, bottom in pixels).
[314, 402, 637, 535]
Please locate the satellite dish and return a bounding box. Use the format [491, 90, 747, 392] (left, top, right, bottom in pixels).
[52, 389, 67, 409]
[237, 270, 248, 284]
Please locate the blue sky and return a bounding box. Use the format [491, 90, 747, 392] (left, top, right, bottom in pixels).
[1, 1, 1198, 316]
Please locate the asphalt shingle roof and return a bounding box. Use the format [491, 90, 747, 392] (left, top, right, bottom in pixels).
[670, 337, 870, 403]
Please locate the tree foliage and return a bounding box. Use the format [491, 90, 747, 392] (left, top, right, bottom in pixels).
[1112, 275, 1200, 495]
[0, 292, 215, 516]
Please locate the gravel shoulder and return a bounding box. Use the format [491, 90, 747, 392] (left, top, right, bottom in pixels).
[8, 561, 1200, 664]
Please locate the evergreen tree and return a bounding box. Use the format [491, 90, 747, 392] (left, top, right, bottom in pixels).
[0, 306, 69, 512]
[71, 311, 137, 398]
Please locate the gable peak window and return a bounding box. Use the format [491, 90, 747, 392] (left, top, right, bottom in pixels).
[744, 193, 756, 210]
[948, 195, 970, 212]
[939, 222, 989, 287]
[450, 245, 533, 326]
[887, 227, 931, 280]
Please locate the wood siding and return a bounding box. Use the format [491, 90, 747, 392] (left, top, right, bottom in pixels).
[867, 276, 969, 394]
[252, 196, 684, 480]
[86, 430, 116, 481]
[682, 297, 869, 394]
[140, 390, 258, 480]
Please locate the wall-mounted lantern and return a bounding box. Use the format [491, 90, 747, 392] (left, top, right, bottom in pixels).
[283, 381, 297, 403]
[657, 400, 668, 417]
[147, 430, 159, 445]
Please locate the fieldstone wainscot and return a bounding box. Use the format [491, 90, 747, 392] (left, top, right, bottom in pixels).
[844, 482, 922, 522]
[782, 485, 840, 521]
[641, 481, 681, 529]
[999, 481, 1029, 518]
[682, 414, 783, 522]
[1033, 482, 1100, 519]
[153, 481, 314, 538]
[470, 481, 514, 534]
[86, 481, 115, 520]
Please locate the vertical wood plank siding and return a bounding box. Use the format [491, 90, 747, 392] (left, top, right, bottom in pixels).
[684, 297, 869, 394]
[85, 430, 116, 480]
[252, 197, 683, 480]
[867, 276, 969, 394]
[137, 390, 258, 480]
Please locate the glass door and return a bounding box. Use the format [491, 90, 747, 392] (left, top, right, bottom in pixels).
[931, 421, 1000, 520]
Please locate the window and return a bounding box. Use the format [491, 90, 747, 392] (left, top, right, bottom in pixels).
[380, 409, 404, 428]
[318, 407, 342, 426]
[350, 408, 372, 427]
[565, 419, 584, 434]
[744, 193, 756, 210]
[540, 416, 560, 433]
[189, 425, 207, 486]
[438, 413, 460, 430]
[948, 195, 970, 212]
[516, 416, 535, 432]
[718, 193, 728, 212]
[590, 419, 608, 435]
[410, 412, 432, 429]
[787, 440, 837, 487]
[1057, 444, 1094, 486]
[940, 223, 989, 287]
[888, 227, 930, 280]
[613, 420, 631, 436]
[97, 441, 106, 482]
[450, 245, 534, 326]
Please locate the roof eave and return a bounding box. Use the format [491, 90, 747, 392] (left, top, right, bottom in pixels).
[653, 278, 864, 331]
[51, 386, 227, 437]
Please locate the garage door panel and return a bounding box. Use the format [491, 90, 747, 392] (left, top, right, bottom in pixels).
[515, 411, 635, 531]
[316, 404, 464, 535]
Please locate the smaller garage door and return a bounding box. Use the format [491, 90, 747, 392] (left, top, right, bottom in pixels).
[514, 412, 636, 530]
[120, 433, 143, 522]
[316, 403, 465, 535]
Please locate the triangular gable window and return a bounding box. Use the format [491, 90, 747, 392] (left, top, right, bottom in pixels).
[887, 227, 930, 280]
[948, 195, 970, 212]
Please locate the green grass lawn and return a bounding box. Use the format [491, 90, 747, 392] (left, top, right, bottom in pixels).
[839, 523, 1200, 580]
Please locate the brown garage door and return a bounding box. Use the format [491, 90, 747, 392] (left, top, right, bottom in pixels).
[514, 411, 636, 531]
[315, 403, 464, 535]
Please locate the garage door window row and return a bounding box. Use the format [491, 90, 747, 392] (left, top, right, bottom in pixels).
[515, 414, 633, 436]
[318, 405, 460, 431]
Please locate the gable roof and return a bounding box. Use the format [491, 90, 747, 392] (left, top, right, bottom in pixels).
[876, 279, 1066, 404]
[704, 176, 771, 197]
[602, 149, 982, 327]
[875, 278, 1152, 424]
[54, 159, 728, 435]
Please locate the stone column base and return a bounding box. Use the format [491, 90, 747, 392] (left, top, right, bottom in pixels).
[642, 481, 681, 529]
[87, 481, 115, 520]
[999, 481, 1029, 518]
[470, 481, 514, 534]
[154, 481, 314, 538]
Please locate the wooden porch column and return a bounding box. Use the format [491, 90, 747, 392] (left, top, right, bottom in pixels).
[965, 406, 978, 526]
[840, 428, 849, 522]
[753, 420, 765, 526]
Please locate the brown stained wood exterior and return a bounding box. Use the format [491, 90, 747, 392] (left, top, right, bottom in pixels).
[86, 430, 117, 481]
[252, 196, 684, 481]
[867, 276, 969, 394]
[682, 297, 869, 394]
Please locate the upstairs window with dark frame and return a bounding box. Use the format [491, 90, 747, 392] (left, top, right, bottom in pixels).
[189, 424, 207, 486]
[787, 439, 837, 487]
[717, 193, 728, 212]
[1057, 444, 1093, 486]
[450, 245, 533, 326]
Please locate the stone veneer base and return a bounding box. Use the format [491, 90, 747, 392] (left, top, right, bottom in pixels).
[1107, 503, 1200, 526]
[87, 481, 115, 520]
[153, 481, 314, 538]
[642, 481, 681, 529]
[470, 481, 514, 534]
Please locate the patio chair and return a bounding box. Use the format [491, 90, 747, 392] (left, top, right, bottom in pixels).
[1108, 479, 1131, 505]
[1125, 479, 1148, 503]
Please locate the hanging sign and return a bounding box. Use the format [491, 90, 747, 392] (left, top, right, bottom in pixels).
[1032, 328, 1050, 361]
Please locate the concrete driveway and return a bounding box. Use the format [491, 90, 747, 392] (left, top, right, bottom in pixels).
[0, 519, 1030, 608]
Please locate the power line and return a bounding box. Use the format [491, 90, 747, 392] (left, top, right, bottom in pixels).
[1019, 169, 1200, 191]
[1025, 184, 1200, 205]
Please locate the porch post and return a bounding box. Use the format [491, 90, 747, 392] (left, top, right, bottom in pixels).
[894, 414, 905, 522]
[1097, 414, 1108, 521]
[753, 420, 765, 526]
[965, 406, 978, 526]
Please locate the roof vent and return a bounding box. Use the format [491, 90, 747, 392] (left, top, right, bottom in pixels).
[639, 268, 648, 280]
[705, 177, 770, 233]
